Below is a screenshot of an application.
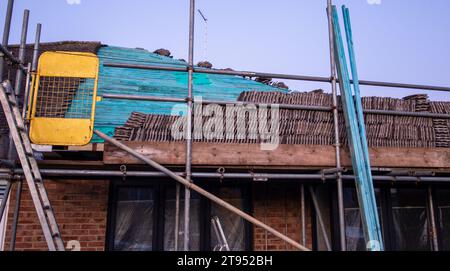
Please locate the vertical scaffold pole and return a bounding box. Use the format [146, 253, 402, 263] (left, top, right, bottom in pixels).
[32, 24, 41, 72]
[14, 9, 29, 96]
[0, 1, 15, 224]
[0, 181, 12, 225]
[327, 0, 346, 251]
[174, 183, 180, 251]
[427, 187, 439, 251]
[0, 0, 14, 79]
[301, 184, 306, 247]
[184, 0, 196, 251]
[9, 180, 22, 251]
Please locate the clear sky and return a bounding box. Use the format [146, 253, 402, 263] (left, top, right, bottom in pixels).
[1, 0, 449, 101]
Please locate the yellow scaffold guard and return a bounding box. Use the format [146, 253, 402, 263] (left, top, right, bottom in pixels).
[29, 51, 99, 146]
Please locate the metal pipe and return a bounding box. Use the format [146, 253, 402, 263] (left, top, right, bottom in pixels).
[21, 63, 31, 120]
[264, 183, 268, 250]
[94, 130, 310, 251]
[0, 181, 12, 225]
[362, 110, 450, 119]
[174, 183, 180, 251]
[101, 93, 450, 119]
[309, 186, 332, 251]
[4, 169, 450, 183]
[32, 24, 41, 72]
[103, 62, 450, 93]
[427, 187, 439, 251]
[328, 0, 344, 250]
[102, 94, 186, 103]
[184, 0, 196, 252]
[103, 62, 331, 83]
[341, 175, 450, 182]
[356, 79, 450, 93]
[104, 63, 188, 72]
[0, 0, 14, 161]
[301, 184, 306, 246]
[0, 0, 14, 78]
[14, 9, 29, 96]
[9, 180, 22, 251]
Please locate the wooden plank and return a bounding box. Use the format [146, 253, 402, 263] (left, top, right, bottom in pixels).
[103, 141, 450, 169]
[67, 143, 104, 152]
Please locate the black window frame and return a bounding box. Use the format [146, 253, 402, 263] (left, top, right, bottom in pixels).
[330, 182, 450, 251]
[106, 178, 253, 251]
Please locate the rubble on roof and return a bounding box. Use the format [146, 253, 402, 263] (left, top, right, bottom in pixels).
[272, 82, 289, 90]
[197, 61, 213, 69]
[153, 48, 172, 58]
[255, 76, 289, 90]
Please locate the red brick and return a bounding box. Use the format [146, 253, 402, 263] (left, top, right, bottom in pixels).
[252, 183, 313, 251]
[4, 180, 109, 251]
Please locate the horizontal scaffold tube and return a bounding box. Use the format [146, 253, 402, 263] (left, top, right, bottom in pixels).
[2, 170, 449, 183]
[93, 130, 311, 251]
[103, 62, 450, 93]
[101, 93, 450, 119]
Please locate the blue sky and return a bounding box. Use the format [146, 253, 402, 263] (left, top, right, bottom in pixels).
[1, 0, 449, 100]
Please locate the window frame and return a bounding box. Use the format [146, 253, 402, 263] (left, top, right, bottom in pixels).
[106, 178, 253, 251]
[330, 183, 444, 251]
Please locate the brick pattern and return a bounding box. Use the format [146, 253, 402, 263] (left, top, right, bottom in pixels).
[253, 183, 313, 251]
[3, 180, 109, 251]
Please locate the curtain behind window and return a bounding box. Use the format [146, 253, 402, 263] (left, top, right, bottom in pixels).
[436, 189, 450, 251]
[164, 188, 201, 251]
[114, 187, 154, 251]
[344, 187, 382, 251]
[390, 188, 430, 251]
[210, 187, 245, 251]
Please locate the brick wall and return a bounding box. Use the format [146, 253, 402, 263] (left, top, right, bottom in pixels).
[253, 182, 313, 251]
[2, 179, 313, 251]
[3, 180, 109, 251]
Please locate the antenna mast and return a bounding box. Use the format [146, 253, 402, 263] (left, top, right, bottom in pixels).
[197, 9, 208, 61]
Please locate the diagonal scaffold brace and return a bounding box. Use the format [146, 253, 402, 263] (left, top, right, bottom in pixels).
[94, 130, 311, 251]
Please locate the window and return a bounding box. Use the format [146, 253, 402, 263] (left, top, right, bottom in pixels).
[164, 187, 201, 251]
[343, 187, 382, 251]
[338, 185, 450, 251]
[389, 188, 430, 251]
[210, 187, 247, 251]
[435, 189, 450, 251]
[112, 187, 155, 251]
[107, 180, 251, 251]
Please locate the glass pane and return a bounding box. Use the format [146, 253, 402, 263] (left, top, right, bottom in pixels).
[210, 187, 246, 251]
[435, 189, 450, 251]
[390, 188, 430, 251]
[114, 187, 154, 251]
[344, 187, 382, 251]
[164, 187, 201, 251]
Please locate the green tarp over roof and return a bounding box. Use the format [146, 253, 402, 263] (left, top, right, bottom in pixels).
[92, 46, 286, 142]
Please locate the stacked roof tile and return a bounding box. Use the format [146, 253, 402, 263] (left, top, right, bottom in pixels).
[114, 91, 450, 148]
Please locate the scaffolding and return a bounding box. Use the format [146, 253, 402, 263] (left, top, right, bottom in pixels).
[0, 0, 449, 252]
